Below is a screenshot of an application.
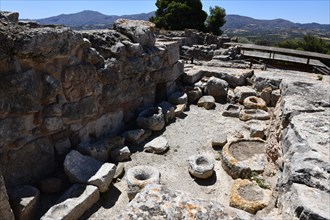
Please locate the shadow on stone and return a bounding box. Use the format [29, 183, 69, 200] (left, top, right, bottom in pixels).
[192, 172, 217, 186]
[79, 185, 122, 220]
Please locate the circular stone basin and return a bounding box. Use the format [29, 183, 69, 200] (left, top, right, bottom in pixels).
[229, 141, 265, 161]
[136, 107, 165, 131]
[126, 165, 160, 200]
[188, 155, 215, 179]
[230, 179, 271, 214]
[243, 96, 267, 111]
[221, 139, 267, 179]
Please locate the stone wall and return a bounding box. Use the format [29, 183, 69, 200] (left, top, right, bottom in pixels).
[0, 15, 182, 187]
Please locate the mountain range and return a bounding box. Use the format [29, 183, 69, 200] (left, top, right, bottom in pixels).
[31, 10, 329, 38]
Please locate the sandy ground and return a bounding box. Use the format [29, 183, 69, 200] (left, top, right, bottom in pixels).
[80, 103, 270, 219]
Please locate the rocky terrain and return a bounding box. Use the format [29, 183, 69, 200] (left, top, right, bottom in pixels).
[0, 11, 329, 220]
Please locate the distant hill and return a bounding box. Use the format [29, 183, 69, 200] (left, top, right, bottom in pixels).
[31, 10, 329, 38]
[36, 10, 155, 30]
[223, 15, 328, 31]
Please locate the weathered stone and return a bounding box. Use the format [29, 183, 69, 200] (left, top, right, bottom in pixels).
[43, 104, 62, 117]
[0, 70, 41, 113]
[5, 138, 55, 187]
[77, 141, 110, 162]
[7, 185, 40, 220]
[222, 139, 267, 179]
[185, 87, 203, 104]
[42, 74, 61, 104]
[0, 11, 19, 23]
[116, 184, 255, 219]
[122, 129, 152, 145]
[271, 89, 280, 107]
[197, 95, 215, 110]
[41, 184, 99, 220]
[205, 76, 228, 100]
[157, 101, 175, 123]
[239, 109, 270, 121]
[243, 96, 268, 111]
[62, 96, 98, 124]
[168, 91, 188, 105]
[0, 173, 15, 220]
[175, 104, 186, 116]
[234, 86, 257, 104]
[279, 183, 330, 220]
[136, 107, 165, 131]
[222, 104, 241, 118]
[113, 19, 156, 47]
[260, 87, 272, 105]
[244, 120, 267, 139]
[62, 65, 99, 102]
[39, 178, 62, 194]
[183, 65, 253, 87]
[280, 110, 330, 192]
[144, 136, 169, 154]
[64, 150, 116, 192]
[54, 138, 71, 155]
[79, 111, 124, 143]
[187, 155, 215, 179]
[0, 115, 35, 147]
[114, 162, 125, 179]
[111, 146, 131, 162]
[42, 117, 63, 133]
[106, 135, 126, 150]
[126, 165, 160, 200]
[230, 179, 272, 214]
[211, 133, 228, 148]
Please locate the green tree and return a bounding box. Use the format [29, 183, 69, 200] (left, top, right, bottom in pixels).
[206, 6, 226, 35]
[150, 0, 208, 31]
[278, 35, 330, 54]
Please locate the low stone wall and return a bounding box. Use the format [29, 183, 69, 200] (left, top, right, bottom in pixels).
[0, 15, 182, 187]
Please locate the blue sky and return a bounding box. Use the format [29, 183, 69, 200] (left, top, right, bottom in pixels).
[0, 0, 329, 24]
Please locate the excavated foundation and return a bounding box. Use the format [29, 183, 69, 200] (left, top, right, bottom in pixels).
[1, 11, 329, 220]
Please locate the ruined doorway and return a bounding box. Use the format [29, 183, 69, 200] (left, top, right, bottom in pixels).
[155, 83, 167, 103]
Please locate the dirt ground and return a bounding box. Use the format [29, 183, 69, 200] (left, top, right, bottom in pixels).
[79, 103, 280, 219]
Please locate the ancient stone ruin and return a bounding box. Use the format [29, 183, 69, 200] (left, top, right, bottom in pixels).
[0, 12, 329, 220]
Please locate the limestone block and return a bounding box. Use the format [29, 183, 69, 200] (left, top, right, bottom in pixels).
[64, 150, 116, 192]
[62, 96, 98, 124]
[0, 174, 15, 220]
[144, 136, 169, 154]
[239, 109, 270, 121]
[234, 86, 257, 104]
[113, 19, 156, 47]
[0, 70, 41, 113]
[116, 184, 255, 219]
[5, 138, 55, 187]
[157, 101, 175, 124]
[111, 146, 131, 162]
[205, 76, 228, 100]
[62, 65, 99, 102]
[197, 96, 215, 110]
[7, 185, 40, 220]
[77, 141, 111, 162]
[168, 92, 188, 105]
[279, 183, 330, 220]
[122, 129, 152, 145]
[41, 184, 99, 220]
[260, 87, 272, 105]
